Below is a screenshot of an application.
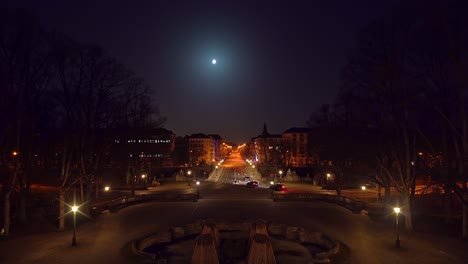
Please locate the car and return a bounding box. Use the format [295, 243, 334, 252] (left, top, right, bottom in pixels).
[246, 181, 258, 188]
[270, 183, 287, 191]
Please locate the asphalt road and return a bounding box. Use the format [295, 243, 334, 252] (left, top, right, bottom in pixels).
[1, 152, 467, 264]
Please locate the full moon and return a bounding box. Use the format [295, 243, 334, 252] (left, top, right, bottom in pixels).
[212, 59, 217, 65]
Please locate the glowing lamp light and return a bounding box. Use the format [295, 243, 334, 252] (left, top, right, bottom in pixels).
[104, 186, 110, 191]
[196, 181, 200, 185]
[394, 207, 400, 214]
[71, 205, 78, 212]
[212, 59, 217, 64]
[361, 186, 366, 191]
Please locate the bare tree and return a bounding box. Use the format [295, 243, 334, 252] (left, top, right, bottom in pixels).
[0, 9, 51, 236]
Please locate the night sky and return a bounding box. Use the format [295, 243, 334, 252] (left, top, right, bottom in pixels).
[5, 0, 394, 143]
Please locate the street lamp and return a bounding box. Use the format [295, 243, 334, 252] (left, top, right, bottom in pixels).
[394, 207, 401, 248]
[141, 174, 146, 186]
[279, 170, 283, 182]
[104, 186, 110, 192]
[361, 185, 366, 201]
[326, 173, 331, 184]
[71, 205, 79, 246]
[187, 170, 192, 186]
[196, 181, 200, 197]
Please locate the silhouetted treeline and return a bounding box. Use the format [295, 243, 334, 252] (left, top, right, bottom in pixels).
[0, 9, 164, 235]
[309, 0, 468, 237]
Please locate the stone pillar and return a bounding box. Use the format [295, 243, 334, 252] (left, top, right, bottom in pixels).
[191, 234, 219, 264]
[204, 220, 220, 246]
[192, 222, 220, 264]
[247, 220, 276, 264]
[247, 234, 276, 264]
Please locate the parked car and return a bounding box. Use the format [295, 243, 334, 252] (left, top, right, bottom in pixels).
[246, 181, 258, 188]
[270, 183, 287, 191]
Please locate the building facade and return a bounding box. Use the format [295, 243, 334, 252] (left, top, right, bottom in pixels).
[282, 127, 318, 167]
[250, 124, 319, 167]
[253, 123, 283, 165]
[112, 128, 176, 168]
[188, 133, 216, 165]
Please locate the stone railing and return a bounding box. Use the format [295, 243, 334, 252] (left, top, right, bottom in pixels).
[91, 192, 198, 214]
[271, 192, 365, 213]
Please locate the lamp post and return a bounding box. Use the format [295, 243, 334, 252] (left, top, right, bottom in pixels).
[71, 205, 78, 246]
[196, 181, 200, 197]
[187, 170, 192, 186]
[279, 170, 283, 183]
[394, 207, 401, 248]
[141, 174, 146, 186]
[326, 173, 331, 184]
[361, 185, 366, 201]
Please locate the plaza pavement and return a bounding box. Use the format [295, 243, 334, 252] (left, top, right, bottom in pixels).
[1, 181, 467, 264]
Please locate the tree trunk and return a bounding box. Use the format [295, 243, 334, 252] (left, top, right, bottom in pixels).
[3, 191, 12, 237]
[131, 167, 135, 197]
[403, 194, 414, 231]
[79, 176, 84, 203]
[335, 170, 342, 197]
[385, 185, 391, 204]
[463, 192, 468, 239]
[444, 188, 453, 224]
[95, 176, 99, 199]
[59, 188, 65, 231]
[377, 184, 382, 203]
[18, 187, 27, 224]
[84, 182, 92, 216]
